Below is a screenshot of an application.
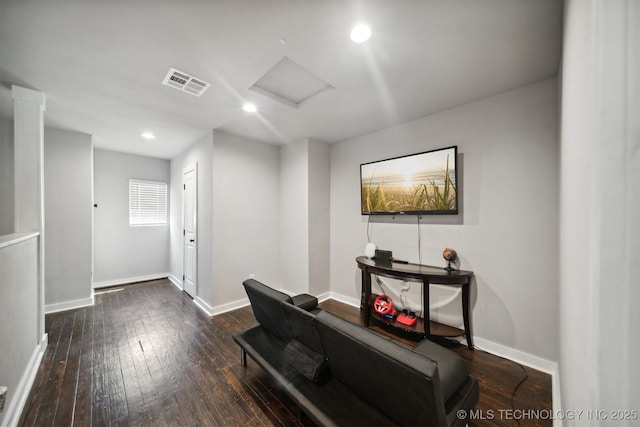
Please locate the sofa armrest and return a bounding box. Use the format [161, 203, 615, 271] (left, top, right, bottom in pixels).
[413, 339, 470, 403]
[291, 293, 318, 311]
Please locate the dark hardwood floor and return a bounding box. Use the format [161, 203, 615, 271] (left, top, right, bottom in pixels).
[19, 279, 551, 426]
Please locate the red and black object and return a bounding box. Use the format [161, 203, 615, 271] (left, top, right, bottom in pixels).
[373, 295, 397, 319]
[397, 310, 417, 326]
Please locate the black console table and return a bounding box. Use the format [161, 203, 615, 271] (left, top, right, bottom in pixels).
[356, 256, 474, 349]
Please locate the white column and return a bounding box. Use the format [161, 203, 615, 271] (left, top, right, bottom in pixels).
[13, 86, 46, 233]
[12, 85, 47, 345]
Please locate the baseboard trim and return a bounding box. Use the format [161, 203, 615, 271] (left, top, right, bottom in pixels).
[316, 291, 331, 303]
[473, 337, 557, 375]
[192, 295, 251, 317]
[93, 273, 169, 289]
[211, 298, 250, 316]
[168, 274, 183, 291]
[45, 294, 94, 314]
[327, 291, 361, 308]
[2, 333, 48, 427]
[193, 296, 215, 317]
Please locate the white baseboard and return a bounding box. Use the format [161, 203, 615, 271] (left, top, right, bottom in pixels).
[193, 296, 215, 317]
[327, 291, 361, 308]
[210, 297, 250, 316]
[93, 273, 169, 289]
[168, 274, 183, 291]
[316, 291, 331, 303]
[473, 337, 557, 375]
[2, 333, 48, 427]
[45, 294, 94, 314]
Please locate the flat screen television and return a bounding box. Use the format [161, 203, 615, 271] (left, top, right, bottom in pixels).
[360, 146, 458, 215]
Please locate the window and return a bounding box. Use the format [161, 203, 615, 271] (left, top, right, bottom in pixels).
[129, 179, 167, 226]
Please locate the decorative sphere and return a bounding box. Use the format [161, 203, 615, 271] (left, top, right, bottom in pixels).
[364, 242, 377, 259]
[442, 248, 457, 262]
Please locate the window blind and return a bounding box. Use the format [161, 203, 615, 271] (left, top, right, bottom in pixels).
[129, 179, 167, 226]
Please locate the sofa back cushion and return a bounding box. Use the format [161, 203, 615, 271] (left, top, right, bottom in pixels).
[243, 279, 293, 341]
[315, 310, 446, 426]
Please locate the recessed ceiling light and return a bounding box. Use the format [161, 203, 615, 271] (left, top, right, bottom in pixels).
[141, 132, 156, 140]
[350, 24, 371, 43]
[243, 103, 257, 113]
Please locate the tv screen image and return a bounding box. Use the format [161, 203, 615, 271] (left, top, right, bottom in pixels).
[360, 146, 458, 215]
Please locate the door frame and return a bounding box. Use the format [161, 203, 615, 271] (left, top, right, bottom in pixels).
[182, 163, 197, 297]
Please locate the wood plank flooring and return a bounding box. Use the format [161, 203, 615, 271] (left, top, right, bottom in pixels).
[19, 279, 551, 426]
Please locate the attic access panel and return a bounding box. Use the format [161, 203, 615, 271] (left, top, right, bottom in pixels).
[250, 57, 333, 109]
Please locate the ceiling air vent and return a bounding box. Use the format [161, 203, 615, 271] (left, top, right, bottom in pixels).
[162, 68, 211, 97]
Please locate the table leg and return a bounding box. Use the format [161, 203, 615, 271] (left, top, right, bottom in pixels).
[423, 278, 430, 339]
[462, 282, 473, 349]
[362, 269, 372, 327]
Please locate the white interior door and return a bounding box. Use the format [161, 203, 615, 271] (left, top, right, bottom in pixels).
[183, 164, 197, 297]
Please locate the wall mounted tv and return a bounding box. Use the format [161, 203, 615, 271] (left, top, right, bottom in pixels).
[360, 146, 458, 215]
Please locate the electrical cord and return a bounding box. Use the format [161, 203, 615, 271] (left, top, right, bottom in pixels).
[472, 343, 531, 427]
[418, 281, 423, 317]
[417, 216, 422, 316]
[510, 361, 529, 427]
[367, 214, 372, 243]
[377, 276, 419, 315]
[417, 215, 422, 265]
[399, 281, 410, 311]
[374, 275, 387, 296]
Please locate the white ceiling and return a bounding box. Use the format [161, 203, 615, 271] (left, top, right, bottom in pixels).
[0, 0, 563, 159]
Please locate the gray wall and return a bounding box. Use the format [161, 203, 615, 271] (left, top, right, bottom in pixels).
[278, 138, 331, 297]
[330, 78, 559, 362]
[170, 130, 281, 311]
[0, 120, 14, 235]
[93, 149, 170, 285]
[170, 131, 316, 311]
[211, 130, 281, 305]
[560, 0, 640, 417]
[307, 139, 330, 297]
[43, 128, 93, 308]
[170, 132, 214, 304]
[279, 139, 310, 295]
[0, 236, 39, 427]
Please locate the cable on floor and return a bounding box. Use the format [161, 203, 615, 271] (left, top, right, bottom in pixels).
[510, 361, 529, 427]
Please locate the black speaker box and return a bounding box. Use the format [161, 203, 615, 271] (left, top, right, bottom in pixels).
[374, 249, 393, 266]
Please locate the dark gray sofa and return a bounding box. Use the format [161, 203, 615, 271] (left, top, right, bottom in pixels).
[233, 279, 478, 426]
